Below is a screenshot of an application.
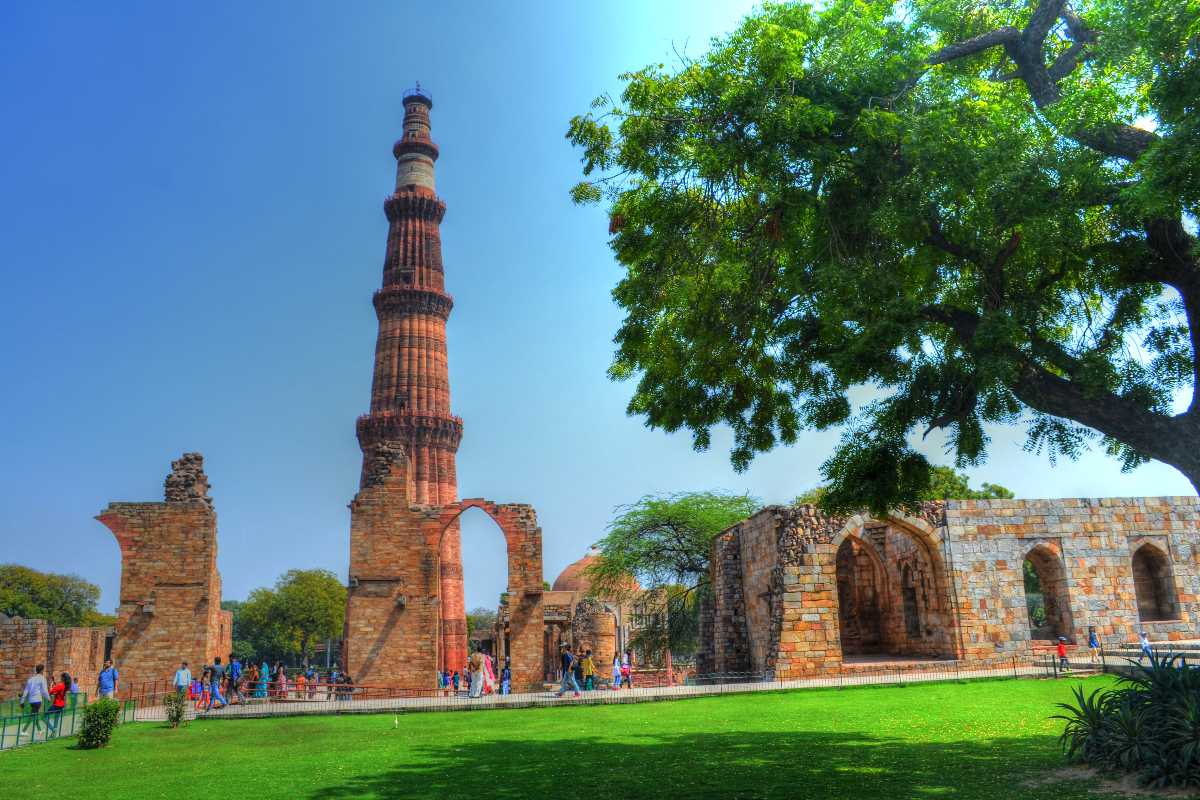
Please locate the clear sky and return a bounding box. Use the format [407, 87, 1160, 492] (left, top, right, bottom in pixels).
[1, 1, 1194, 617]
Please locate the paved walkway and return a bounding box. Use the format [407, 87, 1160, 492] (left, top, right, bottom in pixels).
[136, 662, 1062, 724]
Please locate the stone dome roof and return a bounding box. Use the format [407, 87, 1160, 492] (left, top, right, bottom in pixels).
[552, 553, 599, 593]
[551, 549, 641, 595]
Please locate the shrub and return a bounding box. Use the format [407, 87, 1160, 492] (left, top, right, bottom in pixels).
[164, 691, 187, 728]
[1054, 654, 1200, 788]
[78, 698, 121, 749]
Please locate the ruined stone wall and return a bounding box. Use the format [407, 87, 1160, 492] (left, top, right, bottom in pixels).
[945, 497, 1200, 657]
[345, 445, 440, 688]
[707, 531, 750, 673]
[345, 443, 545, 691]
[95, 453, 228, 689]
[699, 497, 1200, 679]
[735, 511, 780, 674]
[0, 618, 110, 699]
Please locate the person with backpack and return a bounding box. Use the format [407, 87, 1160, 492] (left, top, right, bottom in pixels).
[556, 644, 581, 698]
[97, 659, 119, 699]
[227, 656, 243, 704]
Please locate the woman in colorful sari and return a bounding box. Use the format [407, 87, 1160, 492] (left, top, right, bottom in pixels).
[482, 653, 497, 695]
[257, 661, 269, 698]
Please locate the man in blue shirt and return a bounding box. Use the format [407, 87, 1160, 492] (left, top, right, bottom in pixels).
[555, 645, 581, 698]
[173, 661, 192, 698]
[227, 657, 243, 704]
[97, 660, 119, 699]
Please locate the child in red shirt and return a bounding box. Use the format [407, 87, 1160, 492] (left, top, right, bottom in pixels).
[1056, 637, 1069, 671]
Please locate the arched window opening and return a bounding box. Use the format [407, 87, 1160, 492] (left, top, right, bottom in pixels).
[1023, 547, 1074, 642]
[835, 536, 884, 655]
[457, 507, 510, 663]
[1132, 545, 1179, 622]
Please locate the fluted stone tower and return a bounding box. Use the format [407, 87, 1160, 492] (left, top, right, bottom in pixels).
[356, 86, 466, 674]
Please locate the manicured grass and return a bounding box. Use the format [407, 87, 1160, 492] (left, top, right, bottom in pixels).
[4, 677, 1120, 799]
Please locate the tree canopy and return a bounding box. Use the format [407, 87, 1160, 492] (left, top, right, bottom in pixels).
[587, 491, 762, 656]
[569, 0, 1200, 515]
[0, 564, 114, 627]
[795, 464, 1013, 507]
[233, 569, 346, 666]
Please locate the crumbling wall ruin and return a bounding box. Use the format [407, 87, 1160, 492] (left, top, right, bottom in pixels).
[699, 497, 1200, 678]
[95, 453, 231, 690]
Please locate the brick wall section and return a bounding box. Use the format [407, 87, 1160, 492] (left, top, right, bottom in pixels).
[699, 497, 1200, 678]
[94, 453, 229, 689]
[1, 618, 110, 699]
[345, 443, 545, 691]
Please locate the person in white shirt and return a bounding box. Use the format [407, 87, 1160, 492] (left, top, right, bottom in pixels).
[173, 661, 192, 698]
[18, 664, 50, 741]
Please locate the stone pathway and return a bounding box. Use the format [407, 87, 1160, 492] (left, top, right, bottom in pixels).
[136, 662, 1055, 723]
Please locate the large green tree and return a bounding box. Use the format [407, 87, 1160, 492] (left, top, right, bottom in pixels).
[234, 569, 346, 666]
[569, 0, 1200, 515]
[795, 464, 1013, 507]
[0, 564, 114, 627]
[588, 491, 762, 657]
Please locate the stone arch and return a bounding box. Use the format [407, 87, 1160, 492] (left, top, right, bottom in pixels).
[1022, 543, 1074, 642]
[834, 534, 888, 655]
[1131, 543, 1180, 622]
[830, 514, 957, 660]
[424, 499, 544, 691]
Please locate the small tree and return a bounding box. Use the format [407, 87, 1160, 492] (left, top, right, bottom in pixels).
[588, 491, 761, 657]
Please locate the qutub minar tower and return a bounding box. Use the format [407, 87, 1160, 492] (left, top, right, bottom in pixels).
[355, 85, 467, 673]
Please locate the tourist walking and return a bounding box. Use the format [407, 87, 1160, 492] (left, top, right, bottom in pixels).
[482, 652, 497, 695]
[611, 654, 622, 690]
[556, 645, 581, 698]
[258, 661, 270, 698]
[1140, 631, 1153, 661]
[467, 650, 484, 698]
[620, 651, 634, 688]
[276, 663, 288, 699]
[208, 657, 227, 710]
[580, 650, 596, 691]
[97, 659, 119, 699]
[194, 666, 212, 711]
[452, 671, 460, 693]
[18, 664, 50, 741]
[227, 657, 243, 704]
[1056, 637, 1070, 671]
[501, 659, 511, 695]
[44, 672, 70, 737]
[1087, 627, 1100, 664]
[173, 661, 192, 698]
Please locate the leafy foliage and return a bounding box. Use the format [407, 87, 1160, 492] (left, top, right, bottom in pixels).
[794, 464, 1012, 511]
[466, 607, 497, 642]
[588, 491, 761, 656]
[1053, 654, 1200, 787]
[78, 698, 121, 749]
[233, 570, 346, 666]
[569, 0, 1200, 514]
[0, 564, 110, 627]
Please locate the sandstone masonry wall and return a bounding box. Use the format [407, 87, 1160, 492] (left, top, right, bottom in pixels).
[0, 618, 110, 699]
[699, 497, 1200, 679]
[95, 453, 229, 689]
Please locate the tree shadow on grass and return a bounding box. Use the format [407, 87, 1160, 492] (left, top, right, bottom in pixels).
[309, 730, 1093, 800]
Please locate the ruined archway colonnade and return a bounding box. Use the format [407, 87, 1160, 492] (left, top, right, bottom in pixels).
[700, 498, 1200, 679]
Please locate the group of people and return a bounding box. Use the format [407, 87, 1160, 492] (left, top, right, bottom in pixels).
[556, 646, 634, 698]
[172, 656, 356, 711]
[16, 659, 118, 741]
[439, 651, 512, 698]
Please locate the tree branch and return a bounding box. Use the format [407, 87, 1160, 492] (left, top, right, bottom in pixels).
[928, 27, 1020, 65]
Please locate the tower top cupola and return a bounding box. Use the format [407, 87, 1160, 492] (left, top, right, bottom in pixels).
[393, 82, 438, 191]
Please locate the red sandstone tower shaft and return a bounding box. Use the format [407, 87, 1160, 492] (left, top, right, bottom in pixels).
[356, 86, 466, 675]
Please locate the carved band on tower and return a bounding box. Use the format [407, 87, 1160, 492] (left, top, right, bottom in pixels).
[355, 86, 467, 673]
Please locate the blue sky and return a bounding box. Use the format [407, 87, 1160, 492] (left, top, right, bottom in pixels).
[1, 1, 1193, 616]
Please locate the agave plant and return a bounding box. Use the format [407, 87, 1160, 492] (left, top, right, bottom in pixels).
[1052, 652, 1200, 788]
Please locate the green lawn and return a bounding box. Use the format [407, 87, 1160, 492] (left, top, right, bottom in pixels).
[3, 677, 1121, 800]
